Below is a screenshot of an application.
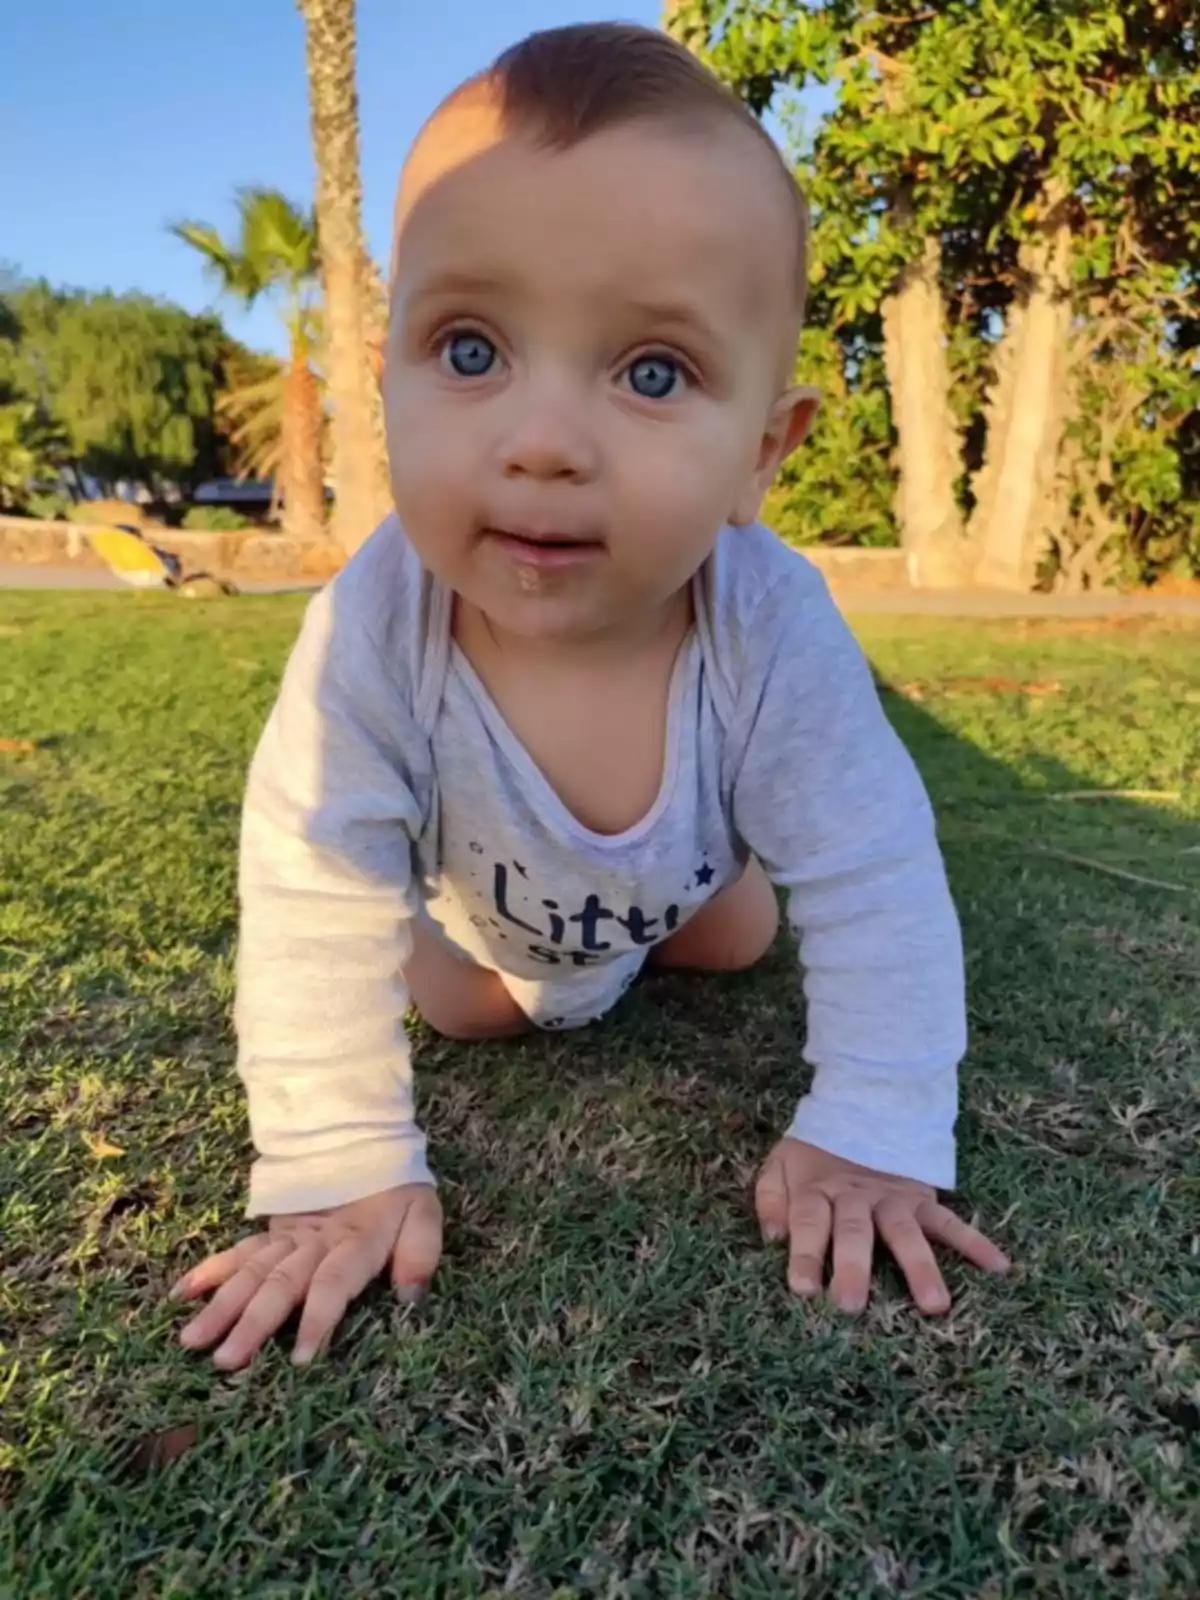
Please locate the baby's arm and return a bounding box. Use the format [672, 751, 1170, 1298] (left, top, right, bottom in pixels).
[171, 579, 441, 1366]
[730, 563, 1007, 1307]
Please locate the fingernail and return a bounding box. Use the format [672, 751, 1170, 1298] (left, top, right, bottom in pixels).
[395, 1282, 426, 1306]
[762, 1224, 785, 1244]
[178, 1325, 201, 1348]
[168, 1281, 187, 1302]
[292, 1344, 314, 1367]
[790, 1275, 819, 1297]
[212, 1341, 237, 1368]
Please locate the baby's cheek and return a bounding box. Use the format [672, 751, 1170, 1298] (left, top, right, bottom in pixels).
[388, 398, 464, 499]
[627, 426, 744, 534]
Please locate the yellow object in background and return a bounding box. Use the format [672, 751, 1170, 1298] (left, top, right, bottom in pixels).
[84, 524, 234, 597]
[85, 525, 177, 589]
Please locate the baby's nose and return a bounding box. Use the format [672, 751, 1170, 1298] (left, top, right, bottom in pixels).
[497, 387, 599, 482]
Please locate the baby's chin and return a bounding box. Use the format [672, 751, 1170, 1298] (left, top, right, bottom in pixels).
[461, 583, 624, 646]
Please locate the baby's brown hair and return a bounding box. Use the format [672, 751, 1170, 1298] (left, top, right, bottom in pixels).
[405, 23, 809, 314]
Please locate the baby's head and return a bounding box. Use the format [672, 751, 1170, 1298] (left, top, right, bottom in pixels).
[383, 22, 816, 641]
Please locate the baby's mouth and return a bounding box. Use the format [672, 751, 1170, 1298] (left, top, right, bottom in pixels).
[484, 526, 605, 571]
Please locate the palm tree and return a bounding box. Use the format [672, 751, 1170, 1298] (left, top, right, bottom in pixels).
[171, 188, 327, 543]
[297, 0, 392, 554]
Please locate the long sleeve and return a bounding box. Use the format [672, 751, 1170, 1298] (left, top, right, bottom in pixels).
[235, 578, 434, 1216]
[729, 565, 965, 1189]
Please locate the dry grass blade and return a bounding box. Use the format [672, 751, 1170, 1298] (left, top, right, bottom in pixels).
[1030, 844, 1194, 894]
[1039, 789, 1182, 802]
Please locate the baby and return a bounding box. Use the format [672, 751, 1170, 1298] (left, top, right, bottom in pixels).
[172, 23, 1008, 1369]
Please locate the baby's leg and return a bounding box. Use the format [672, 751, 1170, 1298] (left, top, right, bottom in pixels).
[651, 856, 779, 973]
[404, 921, 530, 1040]
[405, 860, 777, 1039]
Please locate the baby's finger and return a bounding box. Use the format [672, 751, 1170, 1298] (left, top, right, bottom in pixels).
[919, 1202, 1010, 1274]
[754, 1152, 789, 1243]
[292, 1236, 381, 1365]
[786, 1189, 832, 1298]
[169, 1233, 271, 1301]
[177, 1236, 295, 1351]
[828, 1190, 874, 1314]
[208, 1234, 329, 1371]
[876, 1200, 950, 1314]
[390, 1187, 444, 1299]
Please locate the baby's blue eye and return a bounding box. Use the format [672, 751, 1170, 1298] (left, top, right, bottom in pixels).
[443, 332, 498, 377]
[626, 354, 684, 400]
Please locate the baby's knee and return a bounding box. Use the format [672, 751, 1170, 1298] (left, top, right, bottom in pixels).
[404, 924, 529, 1040]
[412, 991, 529, 1041]
[712, 884, 780, 972]
[653, 858, 779, 973]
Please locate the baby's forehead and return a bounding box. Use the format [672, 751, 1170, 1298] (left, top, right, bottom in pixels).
[392, 106, 804, 323]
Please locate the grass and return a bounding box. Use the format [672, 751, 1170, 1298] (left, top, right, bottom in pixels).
[1, 591, 1198, 1598]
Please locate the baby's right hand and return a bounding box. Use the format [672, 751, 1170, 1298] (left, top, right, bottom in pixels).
[169, 1183, 442, 1370]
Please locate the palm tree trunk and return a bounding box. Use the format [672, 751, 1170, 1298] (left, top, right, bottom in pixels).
[967, 188, 1074, 590]
[359, 248, 390, 479]
[297, 0, 392, 555]
[280, 350, 326, 544]
[881, 234, 972, 586]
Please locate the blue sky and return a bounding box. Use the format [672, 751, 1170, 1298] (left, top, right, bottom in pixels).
[4, 2, 827, 355]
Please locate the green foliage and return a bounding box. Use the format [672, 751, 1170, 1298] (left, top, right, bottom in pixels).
[65, 497, 145, 526]
[22, 490, 73, 521]
[0, 280, 237, 497]
[0, 399, 70, 511]
[678, 0, 1199, 581]
[181, 504, 252, 532]
[764, 323, 896, 546]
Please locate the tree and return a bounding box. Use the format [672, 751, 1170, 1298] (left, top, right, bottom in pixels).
[171, 188, 327, 543]
[296, 0, 392, 554]
[673, 0, 1200, 589]
[0, 278, 233, 500]
[0, 400, 69, 511]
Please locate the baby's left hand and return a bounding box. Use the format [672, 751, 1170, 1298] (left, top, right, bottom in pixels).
[754, 1137, 1010, 1315]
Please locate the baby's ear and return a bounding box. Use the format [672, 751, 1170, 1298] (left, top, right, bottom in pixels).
[729, 385, 820, 527]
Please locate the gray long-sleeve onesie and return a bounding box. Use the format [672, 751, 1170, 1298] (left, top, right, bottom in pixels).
[236, 516, 965, 1216]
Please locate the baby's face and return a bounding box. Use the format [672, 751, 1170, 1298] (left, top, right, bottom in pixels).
[384, 109, 810, 641]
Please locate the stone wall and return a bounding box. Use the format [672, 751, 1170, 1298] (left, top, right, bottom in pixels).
[0, 515, 909, 591]
[0, 516, 344, 583]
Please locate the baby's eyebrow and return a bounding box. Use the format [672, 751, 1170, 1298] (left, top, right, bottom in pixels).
[401, 269, 511, 307]
[622, 298, 725, 351]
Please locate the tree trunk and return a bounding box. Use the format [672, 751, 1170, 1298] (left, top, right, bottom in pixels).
[967, 194, 1073, 590]
[881, 235, 971, 586]
[359, 248, 390, 481]
[297, 0, 392, 555]
[279, 349, 326, 544]
[359, 249, 389, 383]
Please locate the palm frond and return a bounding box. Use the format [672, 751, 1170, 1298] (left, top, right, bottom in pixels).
[237, 187, 320, 289]
[170, 219, 264, 302]
[216, 351, 287, 481]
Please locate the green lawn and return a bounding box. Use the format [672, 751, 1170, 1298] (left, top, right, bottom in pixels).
[2, 592, 1198, 1598]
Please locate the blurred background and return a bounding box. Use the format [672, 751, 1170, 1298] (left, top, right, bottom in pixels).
[2, 1, 1196, 595]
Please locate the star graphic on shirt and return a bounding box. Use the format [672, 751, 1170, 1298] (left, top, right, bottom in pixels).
[695, 862, 715, 887]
